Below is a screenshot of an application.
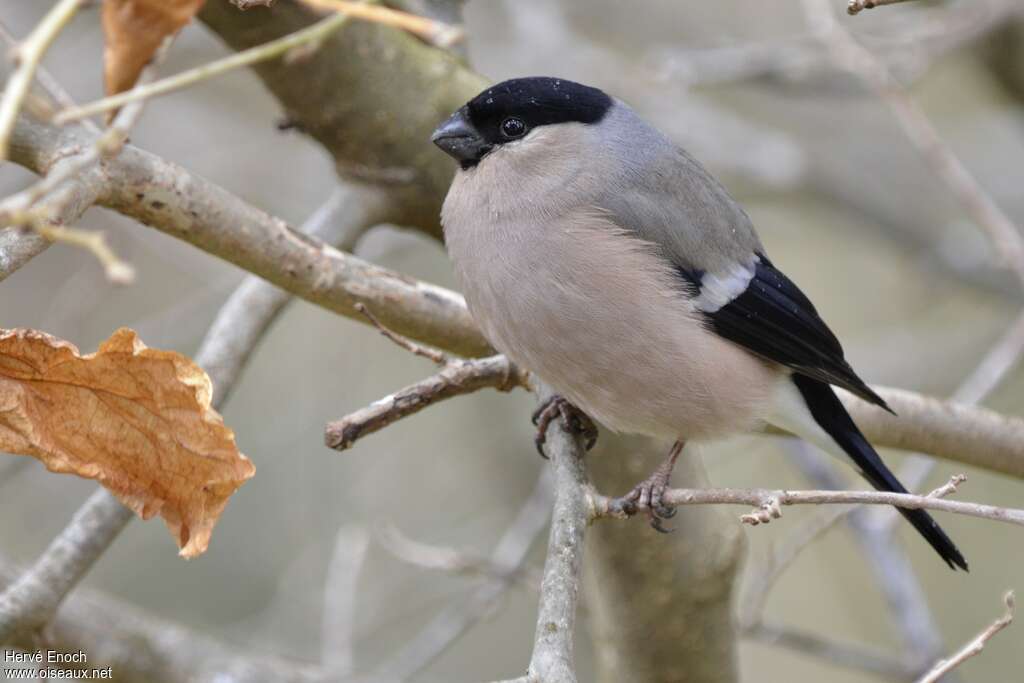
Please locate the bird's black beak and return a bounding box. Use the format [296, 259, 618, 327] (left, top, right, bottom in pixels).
[431, 107, 489, 167]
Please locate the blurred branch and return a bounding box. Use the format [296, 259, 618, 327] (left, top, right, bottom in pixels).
[321, 524, 371, 675]
[818, 386, 1024, 479]
[0, 186, 382, 654]
[848, 0, 918, 15]
[783, 444, 950, 677]
[0, 488, 134, 645]
[0, 0, 83, 158]
[804, 0, 1024, 289]
[377, 524, 542, 588]
[747, 621, 918, 679]
[916, 592, 1015, 683]
[366, 469, 552, 682]
[650, 1, 1021, 89]
[0, 557, 320, 683]
[739, 503, 853, 628]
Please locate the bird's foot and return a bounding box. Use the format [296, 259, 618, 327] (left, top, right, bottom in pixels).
[608, 441, 684, 533]
[532, 395, 598, 458]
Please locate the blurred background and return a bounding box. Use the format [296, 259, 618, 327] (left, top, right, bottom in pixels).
[1, 0, 1023, 681]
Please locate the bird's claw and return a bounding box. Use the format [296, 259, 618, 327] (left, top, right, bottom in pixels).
[606, 441, 684, 533]
[532, 395, 598, 458]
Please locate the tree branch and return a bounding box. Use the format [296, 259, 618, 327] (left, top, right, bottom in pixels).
[517, 389, 590, 683]
[591, 478, 1024, 528]
[0, 488, 133, 645]
[325, 352, 527, 450]
[915, 592, 1015, 683]
[0, 556, 320, 683]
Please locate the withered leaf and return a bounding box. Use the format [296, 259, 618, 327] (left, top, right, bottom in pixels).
[0, 328, 253, 558]
[102, 0, 206, 96]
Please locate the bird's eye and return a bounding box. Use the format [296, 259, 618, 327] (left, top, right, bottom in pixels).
[500, 117, 527, 139]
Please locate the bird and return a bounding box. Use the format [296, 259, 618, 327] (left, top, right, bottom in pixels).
[430, 76, 967, 571]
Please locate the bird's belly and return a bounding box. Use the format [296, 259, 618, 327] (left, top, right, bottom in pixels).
[446, 214, 780, 441]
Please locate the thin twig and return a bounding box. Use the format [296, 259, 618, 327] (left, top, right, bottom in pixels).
[849, 0, 919, 15]
[0, 0, 84, 158]
[591, 476, 1024, 528]
[915, 592, 1015, 683]
[30, 222, 134, 284]
[325, 353, 528, 450]
[54, 12, 355, 124]
[1, 36, 171, 284]
[355, 302, 448, 364]
[0, 21, 98, 134]
[298, 0, 463, 47]
[377, 523, 542, 588]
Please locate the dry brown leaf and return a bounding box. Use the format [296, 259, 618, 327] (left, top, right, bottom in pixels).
[0, 328, 253, 558]
[102, 0, 206, 95]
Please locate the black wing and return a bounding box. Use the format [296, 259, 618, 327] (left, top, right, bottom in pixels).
[679, 254, 893, 413]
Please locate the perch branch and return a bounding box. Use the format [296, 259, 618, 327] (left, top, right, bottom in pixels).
[325, 354, 526, 450]
[916, 592, 1015, 683]
[590, 476, 1024, 528]
[519, 389, 590, 683]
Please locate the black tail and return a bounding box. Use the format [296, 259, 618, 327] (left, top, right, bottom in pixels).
[792, 375, 968, 571]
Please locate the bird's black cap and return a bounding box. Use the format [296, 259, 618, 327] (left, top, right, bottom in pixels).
[432, 77, 613, 168]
